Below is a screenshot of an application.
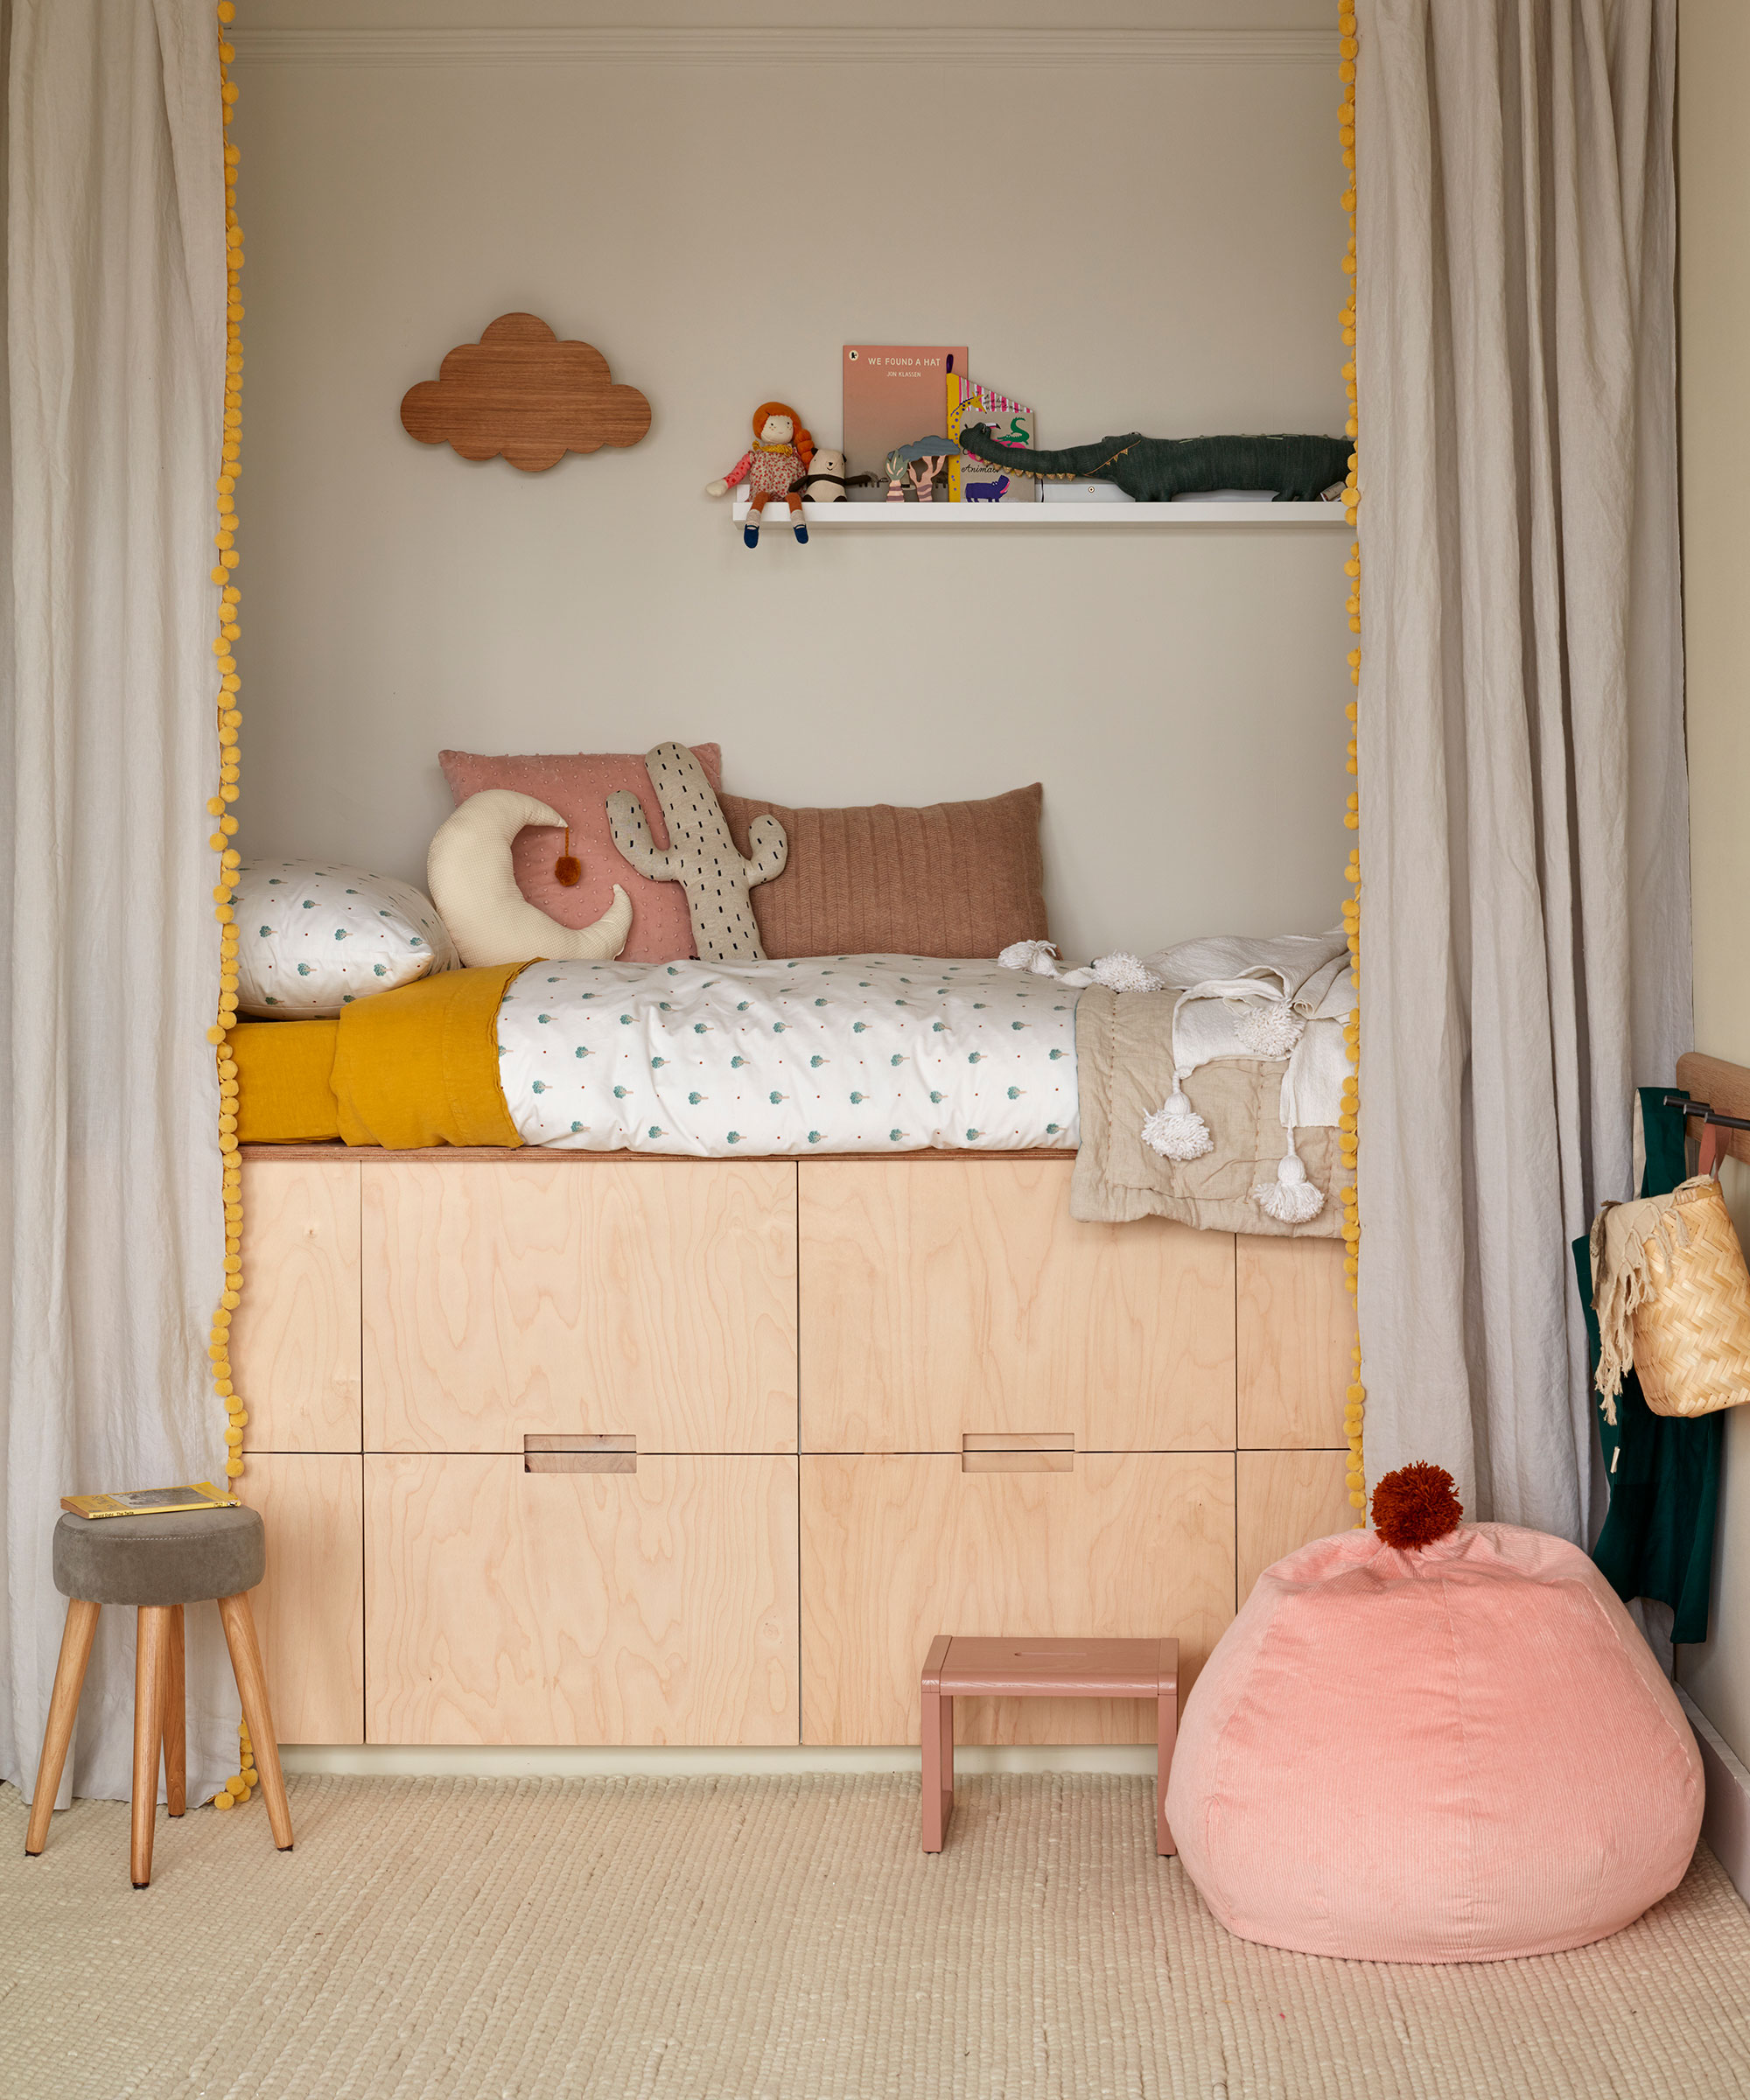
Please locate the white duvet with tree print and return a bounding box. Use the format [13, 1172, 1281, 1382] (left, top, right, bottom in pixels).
[495, 956, 1079, 1155]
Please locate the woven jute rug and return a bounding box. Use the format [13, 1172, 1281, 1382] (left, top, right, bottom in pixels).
[4, 1773, 1748, 2098]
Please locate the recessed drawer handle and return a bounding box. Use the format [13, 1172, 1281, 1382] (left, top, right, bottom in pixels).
[524, 1434, 636, 1474]
[962, 1432, 1073, 1475]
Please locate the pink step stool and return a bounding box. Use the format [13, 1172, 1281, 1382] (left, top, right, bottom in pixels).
[920, 1634, 1179, 1855]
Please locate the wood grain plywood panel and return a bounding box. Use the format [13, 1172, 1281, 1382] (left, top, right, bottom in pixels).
[239, 1453, 364, 1745]
[365, 1453, 799, 1746]
[361, 1160, 797, 1453]
[800, 1452, 1234, 1745]
[1236, 1449, 1353, 1604]
[233, 1161, 362, 1452]
[1236, 1233, 1354, 1449]
[798, 1158, 1235, 1452]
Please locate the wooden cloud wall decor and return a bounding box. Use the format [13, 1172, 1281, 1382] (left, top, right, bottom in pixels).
[400, 313, 651, 472]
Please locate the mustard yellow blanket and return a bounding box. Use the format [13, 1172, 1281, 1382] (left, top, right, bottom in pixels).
[232, 961, 526, 1149]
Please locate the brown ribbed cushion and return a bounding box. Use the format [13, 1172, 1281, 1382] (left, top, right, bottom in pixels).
[718, 784, 1048, 959]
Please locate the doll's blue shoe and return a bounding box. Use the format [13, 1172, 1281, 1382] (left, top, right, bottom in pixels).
[743, 519, 760, 549]
[793, 518, 808, 545]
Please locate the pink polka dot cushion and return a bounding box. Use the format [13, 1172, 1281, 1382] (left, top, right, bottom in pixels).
[1165, 1516, 1703, 1963]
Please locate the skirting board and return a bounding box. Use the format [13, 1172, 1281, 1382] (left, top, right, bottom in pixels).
[1679, 1688, 1750, 1902]
[231, 28, 1337, 71]
[282, 1743, 1159, 1781]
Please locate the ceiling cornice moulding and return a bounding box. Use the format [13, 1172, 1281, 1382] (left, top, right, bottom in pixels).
[228, 25, 1338, 70]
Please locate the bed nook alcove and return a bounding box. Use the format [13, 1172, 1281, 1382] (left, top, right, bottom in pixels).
[186, 0, 1376, 1768]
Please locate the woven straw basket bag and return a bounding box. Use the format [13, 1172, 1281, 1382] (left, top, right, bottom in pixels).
[1623, 1175, 1750, 1418]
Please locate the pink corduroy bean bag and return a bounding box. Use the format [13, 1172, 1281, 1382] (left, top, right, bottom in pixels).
[1165, 1496, 1703, 1963]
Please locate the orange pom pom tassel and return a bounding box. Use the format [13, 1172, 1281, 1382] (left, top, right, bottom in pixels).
[1370, 1463, 1464, 1550]
[554, 826, 581, 888]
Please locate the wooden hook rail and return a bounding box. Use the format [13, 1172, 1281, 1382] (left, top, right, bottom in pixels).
[1673, 1054, 1750, 1169]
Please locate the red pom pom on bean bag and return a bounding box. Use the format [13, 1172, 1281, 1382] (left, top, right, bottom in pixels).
[1165, 1476, 1702, 1962]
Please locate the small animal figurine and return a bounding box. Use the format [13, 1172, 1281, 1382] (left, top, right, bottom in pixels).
[790, 446, 872, 504]
[706, 402, 815, 547]
[963, 473, 1011, 503]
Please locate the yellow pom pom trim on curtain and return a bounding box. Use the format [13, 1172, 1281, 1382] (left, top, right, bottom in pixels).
[1338, 4, 1364, 1513]
[203, 0, 248, 1495]
[205, 1, 260, 1814]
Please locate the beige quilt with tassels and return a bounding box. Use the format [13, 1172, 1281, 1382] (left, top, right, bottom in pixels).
[1070, 985, 1346, 1235]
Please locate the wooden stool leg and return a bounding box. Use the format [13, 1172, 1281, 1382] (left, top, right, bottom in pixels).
[941, 1694, 955, 1841]
[131, 1606, 171, 1887]
[162, 1605, 186, 1816]
[24, 1598, 101, 1857]
[218, 1592, 292, 1851]
[921, 1683, 944, 1852]
[1157, 1642, 1179, 1858]
[921, 1635, 953, 1852]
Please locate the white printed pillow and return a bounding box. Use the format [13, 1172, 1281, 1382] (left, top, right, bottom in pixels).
[236, 861, 458, 1018]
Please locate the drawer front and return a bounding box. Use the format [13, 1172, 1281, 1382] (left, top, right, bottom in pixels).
[366, 1452, 800, 1746]
[234, 1161, 362, 1452]
[362, 1160, 798, 1453]
[1236, 1448, 1353, 1603]
[800, 1451, 1235, 1746]
[799, 1158, 1236, 1452]
[1236, 1235, 1354, 1448]
[240, 1453, 365, 1745]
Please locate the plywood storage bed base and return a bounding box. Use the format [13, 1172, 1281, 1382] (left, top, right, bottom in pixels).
[232, 1144, 1355, 1753]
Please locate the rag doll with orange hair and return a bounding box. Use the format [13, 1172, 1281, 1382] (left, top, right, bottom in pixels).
[706, 402, 815, 548]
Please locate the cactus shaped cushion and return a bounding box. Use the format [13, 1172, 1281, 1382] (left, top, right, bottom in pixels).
[606, 743, 787, 962]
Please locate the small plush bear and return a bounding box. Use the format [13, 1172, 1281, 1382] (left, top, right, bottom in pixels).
[606, 743, 788, 962]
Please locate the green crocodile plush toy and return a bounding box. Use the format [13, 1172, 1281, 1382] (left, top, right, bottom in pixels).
[956, 424, 1352, 503]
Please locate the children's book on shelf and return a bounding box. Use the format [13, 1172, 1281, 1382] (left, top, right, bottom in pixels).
[61, 1482, 242, 1520]
[842, 345, 967, 500]
[947, 374, 1040, 502]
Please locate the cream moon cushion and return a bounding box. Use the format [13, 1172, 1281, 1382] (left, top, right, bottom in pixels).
[426, 789, 633, 968]
[236, 861, 459, 1018]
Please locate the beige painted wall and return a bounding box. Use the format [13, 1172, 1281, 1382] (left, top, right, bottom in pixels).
[1672, 0, 1750, 1766]
[229, 6, 1352, 962]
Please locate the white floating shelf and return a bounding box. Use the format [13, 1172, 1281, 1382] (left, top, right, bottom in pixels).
[730, 494, 1349, 528]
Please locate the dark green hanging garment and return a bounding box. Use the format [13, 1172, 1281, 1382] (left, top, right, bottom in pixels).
[1573, 1086, 1723, 1643]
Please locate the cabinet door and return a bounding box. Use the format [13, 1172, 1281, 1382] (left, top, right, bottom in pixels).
[366, 1453, 799, 1746]
[362, 1160, 797, 1454]
[239, 1453, 364, 1744]
[1236, 1449, 1353, 1603]
[801, 1451, 1234, 1745]
[233, 1161, 362, 1452]
[1236, 1235, 1354, 1448]
[799, 1159, 1235, 1452]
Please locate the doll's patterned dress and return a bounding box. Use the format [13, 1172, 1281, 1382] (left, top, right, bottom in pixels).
[723, 444, 803, 499]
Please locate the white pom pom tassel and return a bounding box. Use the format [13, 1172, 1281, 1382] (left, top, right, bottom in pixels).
[1233, 999, 1305, 1059]
[1251, 1146, 1326, 1224]
[1092, 951, 1166, 994]
[1000, 939, 1060, 976]
[1141, 1088, 1214, 1161]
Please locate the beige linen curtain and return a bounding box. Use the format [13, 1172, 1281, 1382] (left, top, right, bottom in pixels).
[1354, 0, 1688, 1536]
[2, 0, 236, 1805]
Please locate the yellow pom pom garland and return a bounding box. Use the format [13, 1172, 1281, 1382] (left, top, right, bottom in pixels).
[206, 3, 248, 1488]
[1338, 4, 1365, 1516]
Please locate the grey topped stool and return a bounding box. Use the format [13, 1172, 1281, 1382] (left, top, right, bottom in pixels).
[26, 1504, 292, 1886]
